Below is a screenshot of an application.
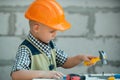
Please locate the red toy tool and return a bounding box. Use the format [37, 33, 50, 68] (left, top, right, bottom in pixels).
[66, 74, 85, 80]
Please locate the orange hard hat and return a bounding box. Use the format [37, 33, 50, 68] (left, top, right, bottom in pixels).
[25, 0, 71, 31]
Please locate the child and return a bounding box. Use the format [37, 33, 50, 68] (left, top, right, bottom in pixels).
[11, 0, 96, 80]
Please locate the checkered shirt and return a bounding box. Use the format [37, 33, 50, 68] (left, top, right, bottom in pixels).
[11, 33, 68, 72]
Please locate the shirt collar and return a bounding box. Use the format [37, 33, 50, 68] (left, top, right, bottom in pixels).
[27, 33, 51, 56]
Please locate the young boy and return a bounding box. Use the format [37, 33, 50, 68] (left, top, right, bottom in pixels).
[11, 0, 96, 80]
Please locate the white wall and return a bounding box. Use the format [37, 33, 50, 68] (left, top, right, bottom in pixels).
[0, 0, 120, 80]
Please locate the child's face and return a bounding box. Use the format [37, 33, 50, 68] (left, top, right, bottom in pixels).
[35, 24, 57, 43]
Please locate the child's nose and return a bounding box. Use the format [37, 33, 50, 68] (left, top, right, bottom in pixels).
[52, 32, 57, 38]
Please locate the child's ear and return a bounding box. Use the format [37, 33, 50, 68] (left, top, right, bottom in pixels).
[33, 24, 39, 33]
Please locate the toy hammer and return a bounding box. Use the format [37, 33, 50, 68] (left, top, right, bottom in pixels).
[84, 51, 107, 66]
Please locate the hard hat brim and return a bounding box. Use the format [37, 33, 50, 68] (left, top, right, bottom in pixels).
[51, 20, 71, 31]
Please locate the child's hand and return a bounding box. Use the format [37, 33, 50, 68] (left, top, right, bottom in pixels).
[43, 71, 64, 79]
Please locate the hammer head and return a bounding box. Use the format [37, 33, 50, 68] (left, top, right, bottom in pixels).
[99, 51, 107, 65]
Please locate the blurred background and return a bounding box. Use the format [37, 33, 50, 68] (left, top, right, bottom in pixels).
[0, 0, 120, 80]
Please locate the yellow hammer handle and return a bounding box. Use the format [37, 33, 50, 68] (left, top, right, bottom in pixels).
[84, 57, 100, 66]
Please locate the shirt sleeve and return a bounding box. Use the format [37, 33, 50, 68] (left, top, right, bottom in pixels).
[51, 40, 68, 67]
[56, 48, 68, 67]
[11, 46, 31, 73]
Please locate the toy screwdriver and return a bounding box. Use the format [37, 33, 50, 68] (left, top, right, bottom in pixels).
[84, 51, 107, 66]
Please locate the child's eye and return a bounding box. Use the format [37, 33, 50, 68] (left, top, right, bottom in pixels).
[50, 30, 56, 33]
[50, 31, 54, 33]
